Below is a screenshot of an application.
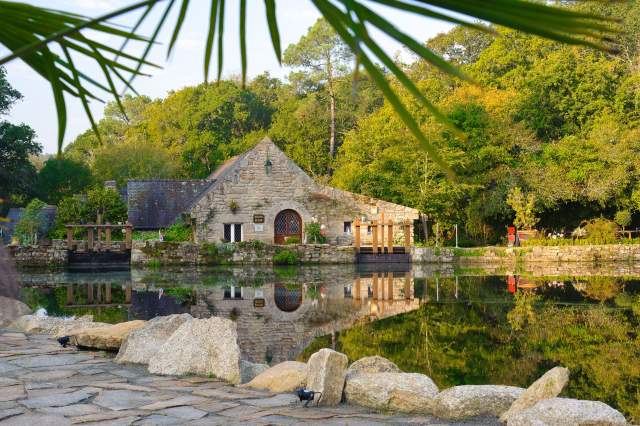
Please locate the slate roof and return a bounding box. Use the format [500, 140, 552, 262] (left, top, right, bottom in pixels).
[126, 180, 212, 230]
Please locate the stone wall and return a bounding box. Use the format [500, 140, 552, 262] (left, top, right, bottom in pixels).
[7, 240, 68, 267]
[189, 138, 419, 245]
[414, 244, 640, 265]
[131, 240, 356, 266]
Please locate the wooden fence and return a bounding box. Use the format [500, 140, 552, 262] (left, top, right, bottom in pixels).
[353, 213, 412, 254]
[66, 223, 133, 250]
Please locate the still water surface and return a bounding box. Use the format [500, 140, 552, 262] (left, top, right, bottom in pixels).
[17, 264, 640, 421]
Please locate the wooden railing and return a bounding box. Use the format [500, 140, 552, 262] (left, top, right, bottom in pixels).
[353, 213, 412, 254]
[66, 223, 133, 250]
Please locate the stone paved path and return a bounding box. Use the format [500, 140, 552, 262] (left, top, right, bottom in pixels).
[0, 330, 499, 425]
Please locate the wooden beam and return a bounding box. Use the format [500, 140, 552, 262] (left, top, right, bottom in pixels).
[379, 212, 385, 252]
[354, 218, 360, 253]
[372, 220, 378, 254]
[404, 219, 411, 252]
[105, 224, 112, 248]
[66, 226, 73, 249]
[87, 227, 94, 250]
[387, 219, 393, 254]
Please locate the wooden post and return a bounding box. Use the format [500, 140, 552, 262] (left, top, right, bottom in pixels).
[387, 219, 393, 254]
[66, 226, 73, 249]
[125, 285, 132, 304]
[372, 272, 379, 300]
[403, 219, 411, 252]
[125, 224, 132, 249]
[387, 272, 394, 302]
[87, 283, 94, 304]
[87, 227, 94, 250]
[105, 224, 112, 248]
[404, 271, 412, 300]
[66, 285, 73, 305]
[354, 276, 361, 304]
[354, 218, 361, 253]
[372, 220, 378, 254]
[96, 284, 103, 303]
[96, 214, 102, 242]
[379, 212, 385, 252]
[105, 283, 112, 304]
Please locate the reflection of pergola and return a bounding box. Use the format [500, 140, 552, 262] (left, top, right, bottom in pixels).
[352, 271, 415, 318]
[65, 283, 132, 308]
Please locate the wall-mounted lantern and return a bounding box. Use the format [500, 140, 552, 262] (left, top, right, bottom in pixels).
[264, 151, 273, 175]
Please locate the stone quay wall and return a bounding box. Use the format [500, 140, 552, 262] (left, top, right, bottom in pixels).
[130, 240, 356, 266]
[7, 240, 68, 267]
[414, 244, 640, 265]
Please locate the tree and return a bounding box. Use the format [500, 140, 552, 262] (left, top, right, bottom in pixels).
[284, 18, 353, 167]
[92, 141, 177, 186]
[506, 187, 539, 230]
[86, 186, 127, 224]
[0, 67, 41, 209]
[13, 198, 46, 244]
[36, 157, 93, 205]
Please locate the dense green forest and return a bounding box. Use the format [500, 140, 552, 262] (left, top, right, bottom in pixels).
[2, 1, 640, 244]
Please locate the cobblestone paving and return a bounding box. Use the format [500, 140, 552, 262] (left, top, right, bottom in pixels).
[0, 331, 499, 425]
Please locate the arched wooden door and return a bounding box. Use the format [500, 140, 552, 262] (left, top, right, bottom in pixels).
[274, 209, 302, 244]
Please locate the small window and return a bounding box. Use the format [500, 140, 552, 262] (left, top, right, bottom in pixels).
[224, 286, 242, 299]
[223, 223, 243, 242]
[343, 221, 352, 234]
[367, 226, 372, 235]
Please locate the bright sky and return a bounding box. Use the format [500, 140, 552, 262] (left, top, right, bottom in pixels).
[2, 0, 452, 154]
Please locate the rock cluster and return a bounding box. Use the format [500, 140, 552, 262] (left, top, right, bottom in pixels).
[0, 297, 31, 328]
[9, 314, 630, 424]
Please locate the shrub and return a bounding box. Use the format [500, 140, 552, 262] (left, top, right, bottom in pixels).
[615, 210, 632, 230]
[14, 199, 47, 244]
[584, 218, 619, 244]
[273, 249, 299, 265]
[285, 236, 301, 244]
[305, 222, 326, 243]
[506, 187, 539, 229]
[163, 221, 191, 242]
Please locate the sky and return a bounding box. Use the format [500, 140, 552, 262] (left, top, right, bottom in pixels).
[2, 0, 452, 154]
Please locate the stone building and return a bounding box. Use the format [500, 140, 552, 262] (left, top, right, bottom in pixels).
[125, 137, 419, 245]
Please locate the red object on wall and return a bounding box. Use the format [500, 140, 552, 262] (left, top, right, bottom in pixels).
[507, 276, 516, 294]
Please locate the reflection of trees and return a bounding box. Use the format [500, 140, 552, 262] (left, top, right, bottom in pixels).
[304, 299, 640, 422]
[572, 276, 623, 302]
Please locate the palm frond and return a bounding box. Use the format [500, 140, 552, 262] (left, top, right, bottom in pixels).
[0, 0, 620, 168]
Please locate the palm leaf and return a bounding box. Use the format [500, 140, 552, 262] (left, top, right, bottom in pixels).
[0, 0, 619, 167]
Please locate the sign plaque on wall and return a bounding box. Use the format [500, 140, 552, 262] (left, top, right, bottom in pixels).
[253, 298, 265, 308]
[253, 214, 265, 223]
[254, 224, 264, 232]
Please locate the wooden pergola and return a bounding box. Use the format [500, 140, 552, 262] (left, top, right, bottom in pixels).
[353, 212, 412, 254]
[66, 223, 134, 250]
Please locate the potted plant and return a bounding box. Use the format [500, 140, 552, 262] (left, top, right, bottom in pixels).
[228, 200, 239, 214]
[506, 187, 539, 241]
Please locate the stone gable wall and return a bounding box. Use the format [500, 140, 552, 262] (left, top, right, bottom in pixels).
[189, 139, 419, 245]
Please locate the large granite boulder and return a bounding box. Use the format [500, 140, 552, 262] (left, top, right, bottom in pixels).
[148, 317, 241, 384]
[306, 349, 348, 406]
[346, 356, 400, 378]
[10, 314, 109, 336]
[240, 360, 269, 384]
[506, 398, 627, 426]
[344, 372, 439, 414]
[432, 385, 524, 420]
[501, 366, 569, 422]
[68, 320, 146, 350]
[0, 297, 31, 328]
[115, 314, 192, 364]
[243, 361, 307, 392]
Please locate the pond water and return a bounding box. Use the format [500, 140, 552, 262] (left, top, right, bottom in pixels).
[16, 264, 640, 421]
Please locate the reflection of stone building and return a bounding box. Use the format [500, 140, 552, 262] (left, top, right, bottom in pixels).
[193, 271, 419, 364]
